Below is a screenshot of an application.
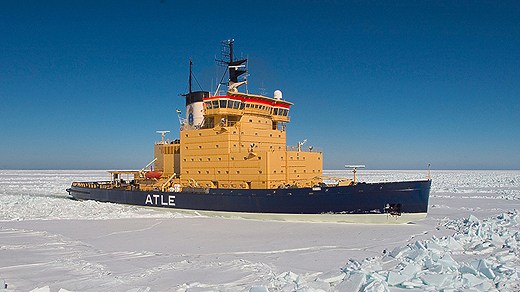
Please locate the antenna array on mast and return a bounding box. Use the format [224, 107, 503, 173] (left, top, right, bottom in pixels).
[214, 39, 248, 93]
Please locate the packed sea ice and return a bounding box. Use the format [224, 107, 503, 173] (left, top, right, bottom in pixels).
[0, 170, 519, 291]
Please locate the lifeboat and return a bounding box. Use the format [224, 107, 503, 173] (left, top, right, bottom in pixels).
[145, 171, 162, 179]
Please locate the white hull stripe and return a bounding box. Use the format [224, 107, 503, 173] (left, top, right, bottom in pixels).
[148, 206, 427, 224]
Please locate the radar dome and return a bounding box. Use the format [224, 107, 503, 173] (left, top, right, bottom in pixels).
[273, 90, 283, 100]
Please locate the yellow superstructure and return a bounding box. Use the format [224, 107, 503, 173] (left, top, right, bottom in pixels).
[152, 91, 323, 190]
[121, 40, 324, 191]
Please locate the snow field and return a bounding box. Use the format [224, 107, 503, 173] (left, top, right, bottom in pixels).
[0, 170, 519, 291]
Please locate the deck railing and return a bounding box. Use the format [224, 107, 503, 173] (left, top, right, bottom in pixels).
[72, 181, 113, 189]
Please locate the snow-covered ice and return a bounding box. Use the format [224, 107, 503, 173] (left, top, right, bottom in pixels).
[0, 170, 519, 291]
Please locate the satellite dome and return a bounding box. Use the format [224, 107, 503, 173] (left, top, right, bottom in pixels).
[274, 90, 283, 100]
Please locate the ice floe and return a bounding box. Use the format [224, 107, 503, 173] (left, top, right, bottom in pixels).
[255, 210, 520, 291]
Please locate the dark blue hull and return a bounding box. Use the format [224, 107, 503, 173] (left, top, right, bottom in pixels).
[67, 180, 431, 223]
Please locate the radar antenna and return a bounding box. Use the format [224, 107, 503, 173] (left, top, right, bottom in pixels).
[345, 165, 366, 184]
[156, 130, 170, 144]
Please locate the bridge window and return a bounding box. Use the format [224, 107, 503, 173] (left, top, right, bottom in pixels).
[220, 100, 227, 108]
[212, 100, 219, 108]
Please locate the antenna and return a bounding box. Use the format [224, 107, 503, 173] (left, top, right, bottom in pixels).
[188, 58, 192, 95]
[297, 139, 307, 152]
[156, 130, 170, 143]
[215, 39, 248, 93]
[176, 109, 186, 127]
[427, 163, 431, 180]
[345, 165, 366, 184]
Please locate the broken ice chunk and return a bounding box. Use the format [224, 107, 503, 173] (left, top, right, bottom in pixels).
[387, 271, 408, 286]
[401, 280, 424, 288]
[473, 259, 496, 279]
[389, 245, 411, 258]
[335, 272, 365, 291]
[401, 262, 421, 278]
[468, 214, 480, 224]
[407, 248, 428, 261]
[302, 280, 330, 291]
[459, 263, 479, 276]
[420, 273, 454, 287]
[316, 270, 346, 284]
[363, 278, 389, 292]
[437, 254, 459, 271]
[426, 240, 444, 253]
[462, 274, 485, 288]
[446, 237, 464, 251]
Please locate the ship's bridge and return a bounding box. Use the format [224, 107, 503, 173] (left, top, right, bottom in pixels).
[203, 92, 292, 123]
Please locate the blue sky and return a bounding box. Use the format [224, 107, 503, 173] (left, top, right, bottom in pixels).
[1, 1, 519, 170]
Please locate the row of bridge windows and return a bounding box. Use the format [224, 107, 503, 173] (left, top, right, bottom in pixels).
[204, 99, 289, 116]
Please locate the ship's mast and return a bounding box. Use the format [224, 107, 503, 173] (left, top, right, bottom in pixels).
[182, 59, 209, 128]
[188, 58, 193, 95]
[215, 39, 248, 93]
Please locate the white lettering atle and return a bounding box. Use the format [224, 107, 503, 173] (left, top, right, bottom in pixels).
[145, 194, 176, 206]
